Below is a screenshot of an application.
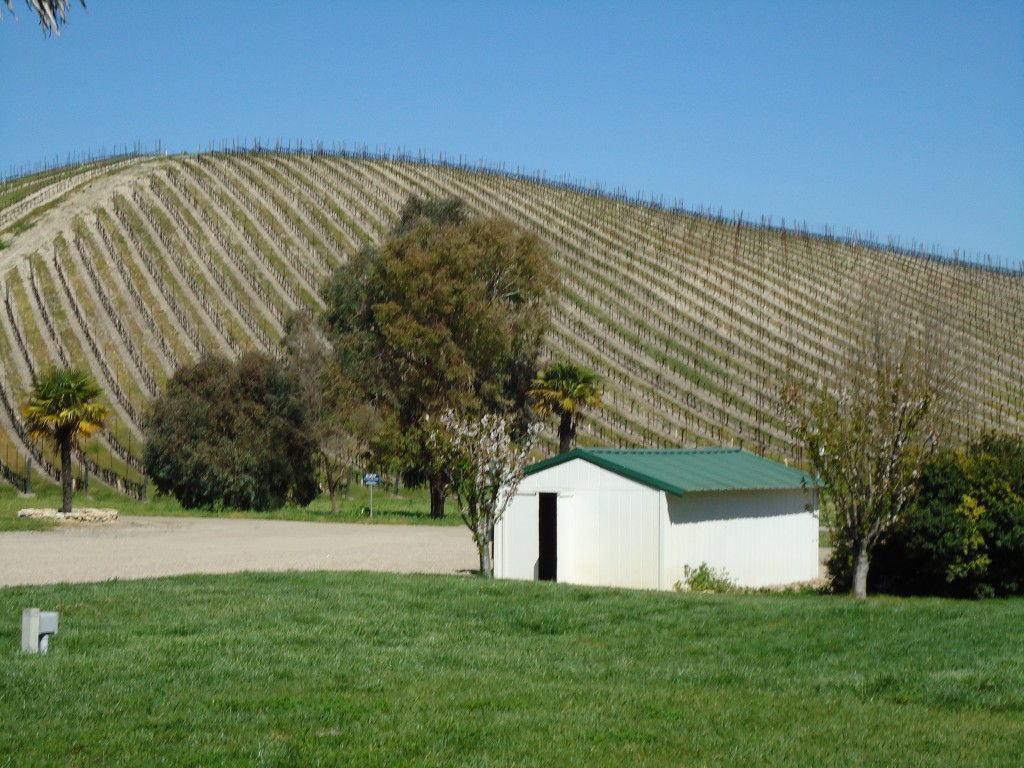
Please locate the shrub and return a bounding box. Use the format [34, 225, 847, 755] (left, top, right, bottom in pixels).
[144, 352, 318, 511]
[869, 433, 1024, 598]
[675, 562, 736, 593]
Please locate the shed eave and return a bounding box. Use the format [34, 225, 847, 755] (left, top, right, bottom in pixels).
[523, 448, 812, 495]
[523, 449, 687, 496]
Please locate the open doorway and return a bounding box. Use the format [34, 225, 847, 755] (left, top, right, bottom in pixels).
[538, 493, 557, 581]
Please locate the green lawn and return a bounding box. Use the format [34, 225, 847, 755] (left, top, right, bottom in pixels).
[0, 482, 460, 532]
[1, 572, 1021, 766]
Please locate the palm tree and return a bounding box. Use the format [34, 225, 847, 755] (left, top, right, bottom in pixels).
[22, 366, 109, 515]
[530, 362, 604, 454]
[2, 1, 83, 35]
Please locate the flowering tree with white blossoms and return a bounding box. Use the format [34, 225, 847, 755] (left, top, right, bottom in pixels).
[432, 410, 541, 577]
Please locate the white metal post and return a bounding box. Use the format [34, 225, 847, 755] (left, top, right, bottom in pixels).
[21, 608, 40, 653]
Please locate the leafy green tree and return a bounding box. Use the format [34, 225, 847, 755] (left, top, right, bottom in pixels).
[392, 195, 468, 235]
[529, 362, 604, 454]
[143, 352, 317, 511]
[870, 433, 1024, 598]
[22, 366, 109, 515]
[323, 196, 559, 518]
[281, 311, 380, 514]
[783, 319, 942, 599]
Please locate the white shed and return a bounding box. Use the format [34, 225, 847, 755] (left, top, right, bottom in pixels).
[495, 448, 819, 590]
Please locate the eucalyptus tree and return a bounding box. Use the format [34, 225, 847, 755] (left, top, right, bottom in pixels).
[530, 362, 604, 454]
[322, 196, 559, 518]
[22, 366, 109, 515]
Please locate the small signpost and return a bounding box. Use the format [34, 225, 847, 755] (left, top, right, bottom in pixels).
[363, 472, 380, 518]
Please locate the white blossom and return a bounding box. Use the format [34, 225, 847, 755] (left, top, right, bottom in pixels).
[428, 410, 541, 576]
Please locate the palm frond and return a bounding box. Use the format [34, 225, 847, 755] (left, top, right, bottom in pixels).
[2, 0, 85, 35]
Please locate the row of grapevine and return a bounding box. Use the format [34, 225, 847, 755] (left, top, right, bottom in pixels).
[380, 156, 1019, 456]
[1, 254, 147, 495]
[0, 150, 1019, 494]
[0, 156, 148, 230]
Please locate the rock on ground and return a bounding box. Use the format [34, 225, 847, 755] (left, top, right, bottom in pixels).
[17, 508, 119, 523]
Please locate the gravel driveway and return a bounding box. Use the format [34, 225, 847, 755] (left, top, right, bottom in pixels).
[0, 516, 478, 587]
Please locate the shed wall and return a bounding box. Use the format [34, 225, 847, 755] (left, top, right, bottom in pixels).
[497, 492, 541, 580]
[664, 490, 818, 587]
[496, 459, 662, 589]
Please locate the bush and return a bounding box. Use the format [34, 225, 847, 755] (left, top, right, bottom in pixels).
[824, 537, 855, 593]
[143, 352, 318, 511]
[675, 562, 735, 593]
[869, 433, 1024, 598]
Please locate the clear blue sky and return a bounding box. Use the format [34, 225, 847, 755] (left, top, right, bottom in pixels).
[2, 0, 1022, 265]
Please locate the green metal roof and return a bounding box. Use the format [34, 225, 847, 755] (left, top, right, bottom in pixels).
[524, 448, 813, 496]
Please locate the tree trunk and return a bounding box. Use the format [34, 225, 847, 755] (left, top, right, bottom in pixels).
[558, 413, 575, 454]
[480, 540, 493, 578]
[60, 438, 73, 516]
[429, 475, 446, 519]
[852, 540, 870, 600]
[479, 523, 493, 578]
[323, 459, 340, 514]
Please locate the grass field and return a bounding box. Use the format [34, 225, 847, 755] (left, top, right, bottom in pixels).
[1, 572, 1021, 766]
[0, 483, 458, 533]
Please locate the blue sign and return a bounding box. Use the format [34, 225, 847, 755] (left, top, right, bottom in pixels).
[363, 473, 381, 486]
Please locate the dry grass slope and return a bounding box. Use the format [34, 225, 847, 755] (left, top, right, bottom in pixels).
[1, 151, 1021, 496]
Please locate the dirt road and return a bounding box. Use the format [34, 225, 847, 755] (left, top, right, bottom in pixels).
[0, 516, 478, 587]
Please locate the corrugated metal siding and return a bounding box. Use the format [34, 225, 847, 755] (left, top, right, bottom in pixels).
[596, 487, 660, 589]
[500, 460, 662, 589]
[496, 492, 539, 580]
[663, 490, 818, 588]
[554, 460, 660, 589]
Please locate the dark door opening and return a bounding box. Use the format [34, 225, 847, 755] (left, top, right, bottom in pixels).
[538, 493, 558, 581]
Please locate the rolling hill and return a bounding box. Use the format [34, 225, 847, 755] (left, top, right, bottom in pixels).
[1, 150, 1021, 497]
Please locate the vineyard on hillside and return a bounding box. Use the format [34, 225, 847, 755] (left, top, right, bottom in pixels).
[0, 150, 1021, 497]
